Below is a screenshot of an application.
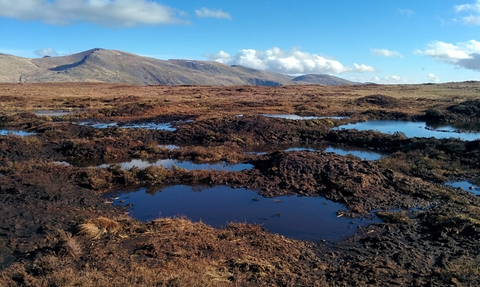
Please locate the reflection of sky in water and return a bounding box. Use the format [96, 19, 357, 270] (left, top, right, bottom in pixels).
[0, 130, 36, 136]
[110, 185, 378, 241]
[249, 143, 385, 161]
[262, 114, 346, 120]
[336, 120, 480, 141]
[445, 181, 480, 196]
[77, 122, 176, 131]
[33, 110, 75, 117]
[98, 159, 253, 171]
[157, 144, 180, 150]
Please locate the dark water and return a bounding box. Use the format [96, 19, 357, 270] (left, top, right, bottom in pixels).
[262, 114, 346, 120]
[445, 181, 480, 195]
[98, 159, 253, 171]
[336, 120, 480, 141]
[0, 130, 36, 136]
[109, 185, 377, 241]
[76, 122, 176, 131]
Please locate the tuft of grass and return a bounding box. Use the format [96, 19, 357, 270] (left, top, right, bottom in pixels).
[78, 217, 120, 239]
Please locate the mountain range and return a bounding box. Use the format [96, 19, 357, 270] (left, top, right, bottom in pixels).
[0, 48, 358, 86]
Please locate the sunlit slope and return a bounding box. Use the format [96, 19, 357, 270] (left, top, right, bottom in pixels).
[0, 48, 358, 86]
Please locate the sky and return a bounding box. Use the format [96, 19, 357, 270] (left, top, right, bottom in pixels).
[1, 0, 480, 84]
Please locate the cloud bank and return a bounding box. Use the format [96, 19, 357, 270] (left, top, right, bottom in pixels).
[195, 7, 231, 19]
[371, 48, 403, 58]
[208, 47, 374, 74]
[416, 40, 480, 71]
[455, 0, 480, 25]
[0, 0, 187, 27]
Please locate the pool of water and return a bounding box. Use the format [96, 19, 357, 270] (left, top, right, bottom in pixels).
[33, 110, 76, 117]
[445, 181, 480, 195]
[76, 122, 176, 131]
[246, 143, 385, 161]
[262, 114, 346, 120]
[0, 129, 36, 136]
[335, 120, 480, 141]
[157, 144, 181, 150]
[109, 185, 377, 241]
[98, 159, 253, 171]
[426, 121, 480, 132]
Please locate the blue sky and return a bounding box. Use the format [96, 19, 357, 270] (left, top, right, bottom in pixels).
[1, 0, 480, 84]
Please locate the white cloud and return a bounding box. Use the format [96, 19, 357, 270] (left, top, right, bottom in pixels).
[455, 0, 480, 12]
[384, 76, 404, 82]
[427, 73, 440, 82]
[398, 9, 414, 17]
[370, 48, 403, 58]
[34, 47, 59, 57]
[369, 76, 407, 84]
[195, 7, 231, 19]
[354, 63, 375, 72]
[0, 0, 187, 27]
[416, 40, 480, 71]
[207, 47, 374, 74]
[454, 0, 480, 25]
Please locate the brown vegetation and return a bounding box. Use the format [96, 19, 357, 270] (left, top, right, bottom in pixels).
[1, 82, 480, 286]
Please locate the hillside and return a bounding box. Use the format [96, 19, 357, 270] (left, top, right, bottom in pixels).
[0, 48, 358, 86]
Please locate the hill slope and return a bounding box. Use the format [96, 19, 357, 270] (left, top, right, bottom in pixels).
[0, 48, 358, 86]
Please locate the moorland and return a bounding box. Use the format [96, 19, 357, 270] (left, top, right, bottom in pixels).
[0, 82, 480, 286]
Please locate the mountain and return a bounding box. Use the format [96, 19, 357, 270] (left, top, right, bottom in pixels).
[291, 74, 358, 85]
[0, 48, 358, 86]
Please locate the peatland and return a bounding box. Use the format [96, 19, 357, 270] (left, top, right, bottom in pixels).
[1, 82, 480, 286]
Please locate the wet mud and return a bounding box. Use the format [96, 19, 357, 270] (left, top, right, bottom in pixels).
[1, 82, 480, 286]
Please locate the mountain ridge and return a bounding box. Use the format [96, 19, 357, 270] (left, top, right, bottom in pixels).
[0, 48, 359, 86]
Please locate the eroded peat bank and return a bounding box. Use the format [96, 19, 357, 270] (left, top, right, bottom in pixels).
[1, 82, 480, 286]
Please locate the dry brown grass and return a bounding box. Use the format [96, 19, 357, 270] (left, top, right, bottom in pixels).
[1, 82, 479, 117]
[78, 217, 120, 239]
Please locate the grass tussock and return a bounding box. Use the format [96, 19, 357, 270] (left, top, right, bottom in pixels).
[78, 217, 120, 239]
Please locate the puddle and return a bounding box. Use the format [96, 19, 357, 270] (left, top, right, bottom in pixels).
[109, 185, 378, 241]
[97, 159, 253, 171]
[33, 110, 76, 117]
[52, 161, 71, 166]
[335, 120, 480, 141]
[246, 143, 385, 161]
[445, 181, 480, 195]
[426, 121, 480, 132]
[0, 130, 36, 136]
[157, 144, 181, 150]
[262, 114, 346, 120]
[76, 122, 176, 131]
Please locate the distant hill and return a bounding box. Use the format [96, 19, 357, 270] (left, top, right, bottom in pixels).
[291, 74, 357, 85]
[0, 48, 359, 86]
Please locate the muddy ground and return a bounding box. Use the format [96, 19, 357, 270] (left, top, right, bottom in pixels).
[0, 82, 480, 286]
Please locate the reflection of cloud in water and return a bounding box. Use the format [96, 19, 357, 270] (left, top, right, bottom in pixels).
[0, 130, 36, 136]
[98, 159, 253, 171]
[262, 114, 347, 120]
[76, 122, 177, 131]
[336, 120, 480, 141]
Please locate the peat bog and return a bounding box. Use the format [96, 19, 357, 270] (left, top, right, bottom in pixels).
[1, 82, 480, 286]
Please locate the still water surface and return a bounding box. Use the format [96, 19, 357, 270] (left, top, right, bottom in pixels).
[0, 130, 36, 136]
[111, 185, 377, 241]
[445, 181, 480, 196]
[98, 159, 253, 171]
[336, 120, 480, 141]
